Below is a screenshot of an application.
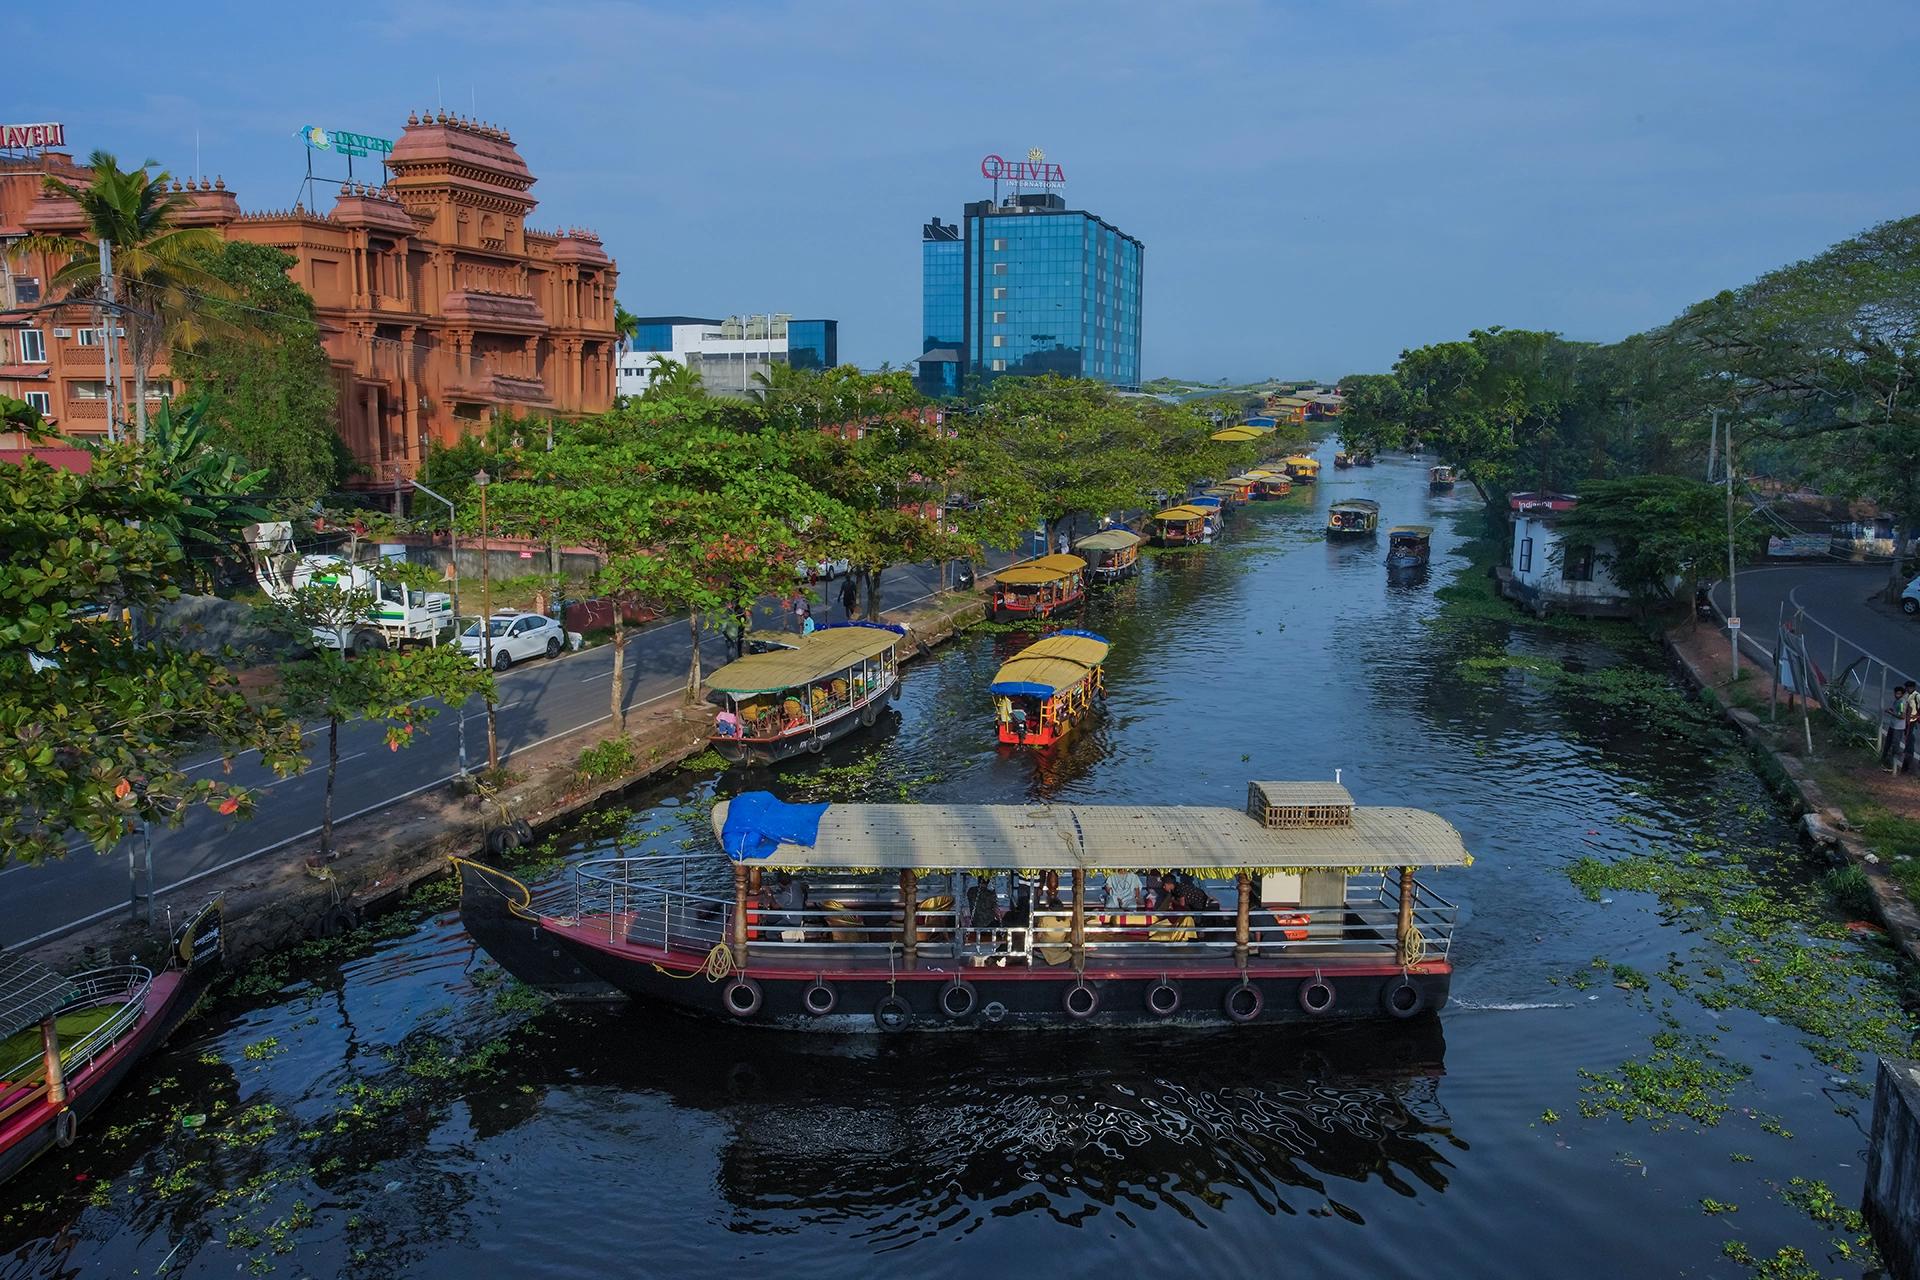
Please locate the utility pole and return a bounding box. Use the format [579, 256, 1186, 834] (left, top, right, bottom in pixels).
[475, 469, 499, 770]
[1721, 411, 1740, 682]
[97, 240, 122, 443]
[410, 479, 467, 777]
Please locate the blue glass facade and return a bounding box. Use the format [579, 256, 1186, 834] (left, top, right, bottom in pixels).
[918, 196, 1142, 395]
[630, 322, 674, 352]
[787, 319, 838, 371]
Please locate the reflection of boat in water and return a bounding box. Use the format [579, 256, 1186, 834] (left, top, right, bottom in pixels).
[991, 629, 1109, 748]
[1326, 499, 1380, 538]
[456, 781, 1471, 1033]
[0, 900, 225, 1187]
[1386, 525, 1433, 571]
[706, 623, 905, 765]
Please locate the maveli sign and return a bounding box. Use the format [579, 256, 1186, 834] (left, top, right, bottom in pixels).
[981, 149, 1065, 185]
[1, 122, 66, 150]
[296, 125, 395, 158]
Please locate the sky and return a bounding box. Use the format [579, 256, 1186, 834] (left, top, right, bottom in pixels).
[17, 0, 1920, 382]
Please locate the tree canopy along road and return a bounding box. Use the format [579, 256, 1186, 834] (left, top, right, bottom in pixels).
[0, 556, 1001, 950]
[1711, 563, 1918, 679]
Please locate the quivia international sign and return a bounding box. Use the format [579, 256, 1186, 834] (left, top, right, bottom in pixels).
[296, 125, 395, 159]
[981, 152, 1065, 185]
[1, 122, 66, 150]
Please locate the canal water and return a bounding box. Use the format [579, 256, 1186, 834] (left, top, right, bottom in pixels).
[3, 446, 1910, 1278]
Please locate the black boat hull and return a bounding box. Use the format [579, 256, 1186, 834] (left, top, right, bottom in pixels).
[714, 684, 896, 765]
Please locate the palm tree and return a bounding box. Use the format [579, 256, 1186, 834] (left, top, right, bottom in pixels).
[12, 151, 232, 441]
[613, 302, 640, 353]
[643, 355, 704, 400]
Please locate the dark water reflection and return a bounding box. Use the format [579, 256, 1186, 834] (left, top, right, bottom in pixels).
[0, 447, 1897, 1278]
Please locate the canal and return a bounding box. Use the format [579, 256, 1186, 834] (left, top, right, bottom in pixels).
[3, 445, 1910, 1277]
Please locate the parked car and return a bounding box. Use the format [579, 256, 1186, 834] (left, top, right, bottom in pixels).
[459, 610, 565, 670]
[793, 557, 851, 583]
[1903, 573, 1919, 616]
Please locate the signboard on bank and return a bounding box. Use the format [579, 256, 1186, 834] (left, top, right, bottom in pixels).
[296, 125, 395, 158]
[1, 122, 66, 150]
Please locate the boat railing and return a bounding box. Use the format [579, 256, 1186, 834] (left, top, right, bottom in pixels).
[0, 964, 153, 1087]
[564, 861, 1458, 967]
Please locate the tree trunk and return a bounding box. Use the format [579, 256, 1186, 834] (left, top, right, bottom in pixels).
[320, 714, 339, 857]
[863, 568, 883, 621]
[1890, 516, 1910, 604]
[685, 610, 703, 701]
[610, 607, 627, 735]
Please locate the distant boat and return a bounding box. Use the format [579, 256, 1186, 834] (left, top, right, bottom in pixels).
[1074, 529, 1143, 583]
[1333, 452, 1354, 469]
[991, 629, 1110, 748]
[989, 555, 1087, 622]
[1429, 464, 1456, 491]
[1387, 525, 1433, 571]
[1326, 499, 1381, 538]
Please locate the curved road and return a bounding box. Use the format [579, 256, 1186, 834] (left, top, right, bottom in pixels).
[0, 555, 1011, 950]
[1710, 562, 1917, 680]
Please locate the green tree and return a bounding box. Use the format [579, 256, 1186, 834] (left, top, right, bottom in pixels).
[139, 396, 273, 580]
[613, 302, 640, 352]
[0, 445, 302, 867]
[11, 151, 233, 440]
[643, 356, 704, 401]
[1547, 476, 1733, 613]
[176, 241, 346, 505]
[255, 573, 491, 857]
[1334, 373, 1408, 457]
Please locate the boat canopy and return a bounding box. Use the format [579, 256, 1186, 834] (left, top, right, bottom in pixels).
[1154, 505, 1209, 522]
[1210, 426, 1261, 442]
[995, 553, 1086, 586]
[1330, 499, 1381, 513]
[0, 952, 77, 1041]
[712, 795, 1474, 872]
[1283, 455, 1319, 468]
[1074, 529, 1143, 552]
[988, 629, 1110, 698]
[1389, 524, 1433, 538]
[705, 622, 903, 695]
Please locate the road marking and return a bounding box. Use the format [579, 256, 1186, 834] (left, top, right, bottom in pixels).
[261, 751, 366, 787]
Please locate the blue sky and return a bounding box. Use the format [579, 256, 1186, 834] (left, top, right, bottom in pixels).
[19, 0, 1919, 380]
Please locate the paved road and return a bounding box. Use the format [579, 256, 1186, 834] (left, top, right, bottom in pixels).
[1, 555, 1012, 950]
[1710, 563, 1918, 680]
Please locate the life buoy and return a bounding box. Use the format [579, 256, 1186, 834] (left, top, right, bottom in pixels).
[981, 1001, 1008, 1024]
[1145, 980, 1181, 1017]
[1271, 911, 1311, 942]
[874, 993, 912, 1032]
[1382, 978, 1425, 1019]
[1298, 978, 1336, 1015]
[940, 980, 978, 1020]
[1063, 984, 1099, 1018]
[802, 981, 836, 1016]
[53, 1109, 77, 1147]
[1224, 983, 1263, 1023]
[807, 735, 825, 755]
[722, 977, 762, 1018]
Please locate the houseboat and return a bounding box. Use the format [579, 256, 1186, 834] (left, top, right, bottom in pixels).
[1152, 505, 1211, 547]
[707, 623, 906, 764]
[988, 554, 1087, 622]
[990, 628, 1110, 748]
[1, 901, 224, 1187]
[1334, 452, 1354, 469]
[1386, 525, 1433, 571]
[1187, 495, 1229, 535]
[1222, 476, 1258, 504]
[1252, 473, 1295, 499]
[453, 780, 1470, 1031]
[1429, 464, 1456, 491]
[1282, 455, 1321, 484]
[1074, 529, 1143, 583]
[1326, 499, 1381, 538]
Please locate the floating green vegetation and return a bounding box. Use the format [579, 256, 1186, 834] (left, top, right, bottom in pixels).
[1576, 1031, 1749, 1129]
[1458, 653, 1727, 742]
[1779, 1177, 1880, 1267]
[1701, 1198, 1738, 1215]
[679, 748, 729, 772]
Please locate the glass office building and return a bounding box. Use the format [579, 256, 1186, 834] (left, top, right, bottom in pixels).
[787, 319, 838, 371]
[918, 193, 1143, 396]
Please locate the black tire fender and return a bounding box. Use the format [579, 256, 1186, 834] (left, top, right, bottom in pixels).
[874, 993, 912, 1032]
[722, 977, 762, 1018]
[1063, 983, 1099, 1019]
[510, 819, 534, 846]
[802, 981, 836, 1016]
[940, 980, 978, 1020]
[1145, 980, 1181, 1018]
[53, 1109, 77, 1148]
[1225, 983, 1264, 1023]
[1382, 978, 1425, 1019]
[316, 903, 359, 939]
[1297, 978, 1336, 1016]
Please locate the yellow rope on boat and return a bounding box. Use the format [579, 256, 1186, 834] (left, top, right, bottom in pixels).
[1400, 925, 1428, 969]
[651, 943, 736, 983]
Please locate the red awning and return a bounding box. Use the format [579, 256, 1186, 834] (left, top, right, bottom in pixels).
[0, 364, 51, 380]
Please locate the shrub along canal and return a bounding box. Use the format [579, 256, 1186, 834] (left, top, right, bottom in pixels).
[2, 448, 1912, 1277]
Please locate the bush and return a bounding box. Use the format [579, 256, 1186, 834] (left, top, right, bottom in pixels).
[1821, 865, 1876, 919]
[575, 736, 637, 785]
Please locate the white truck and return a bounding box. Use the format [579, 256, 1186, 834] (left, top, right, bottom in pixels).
[250, 521, 453, 654]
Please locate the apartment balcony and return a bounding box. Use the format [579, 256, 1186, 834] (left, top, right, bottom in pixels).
[443, 353, 550, 406]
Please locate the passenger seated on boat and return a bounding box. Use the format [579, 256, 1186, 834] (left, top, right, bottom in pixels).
[714, 709, 743, 738]
[965, 875, 999, 943]
[781, 696, 805, 727]
[1102, 868, 1144, 912]
[766, 872, 809, 942]
[810, 686, 829, 715]
[830, 677, 849, 703]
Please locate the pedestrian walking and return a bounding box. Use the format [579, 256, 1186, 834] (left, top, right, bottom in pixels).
[1902, 681, 1920, 776]
[840, 575, 860, 620]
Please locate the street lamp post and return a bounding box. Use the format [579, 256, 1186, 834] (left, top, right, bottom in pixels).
[475, 469, 500, 771]
[409, 478, 467, 778]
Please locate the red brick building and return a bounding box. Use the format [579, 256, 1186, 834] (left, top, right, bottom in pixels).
[1, 113, 618, 494]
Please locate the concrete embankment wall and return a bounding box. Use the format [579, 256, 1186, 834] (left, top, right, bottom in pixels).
[1868, 1060, 1920, 1280]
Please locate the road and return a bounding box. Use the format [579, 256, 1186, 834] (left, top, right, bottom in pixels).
[1710, 562, 1918, 681]
[1, 555, 1010, 950]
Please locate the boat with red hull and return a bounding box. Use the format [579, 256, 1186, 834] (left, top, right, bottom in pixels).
[0, 901, 224, 1187]
[987, 555, 1086, 622]
[990, 629, 1108, 748]
[454, 782, 1468, 1032]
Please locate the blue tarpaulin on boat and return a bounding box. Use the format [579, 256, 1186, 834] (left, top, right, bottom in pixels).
[720, 791, 830, 860]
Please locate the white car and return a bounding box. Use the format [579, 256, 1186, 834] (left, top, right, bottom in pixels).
[793, 557, 851, 582]
[460, 610, 565, 670]
[1903, 573, 1919, 616]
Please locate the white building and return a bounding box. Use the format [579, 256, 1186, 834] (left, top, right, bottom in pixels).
[615, 313, 838, 399]
[1497, 492, 1634, 618]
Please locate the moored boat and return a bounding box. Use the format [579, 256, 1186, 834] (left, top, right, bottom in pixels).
[1386, 525, 1433, 571]
[1334, 452, 1354, 469]
[1074, 529, 1143, 583]
[453, 780, 1469, 1031]
[1222, 476, 1258, 504]
[990, 628, 1109, 747]
[1429, 464, 1456, 491]
[1, 901, 224, 1187]
[988, 554, 1087, 622]
[1282, 455, 1321, 484]
[707, 622, 906, 764]
[1252, 473, 1294, 499]
[1151, 505, 1211, 546]
[1326, 499, 1381, 537]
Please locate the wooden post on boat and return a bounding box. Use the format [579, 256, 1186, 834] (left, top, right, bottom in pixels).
[1396, 867, 1416, 966]
[747, 867, 762, 896]
[1234, 874, 1252, 967]
[40, 1016, 66, 1107]
[732, 864, 750, 963]
[1070, 869, 1087, 973]
[900, 869, 918, 970]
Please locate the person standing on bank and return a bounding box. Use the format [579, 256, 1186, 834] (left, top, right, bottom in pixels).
[1902, 681, 1920, 775]
[840, 574, 859, 621]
